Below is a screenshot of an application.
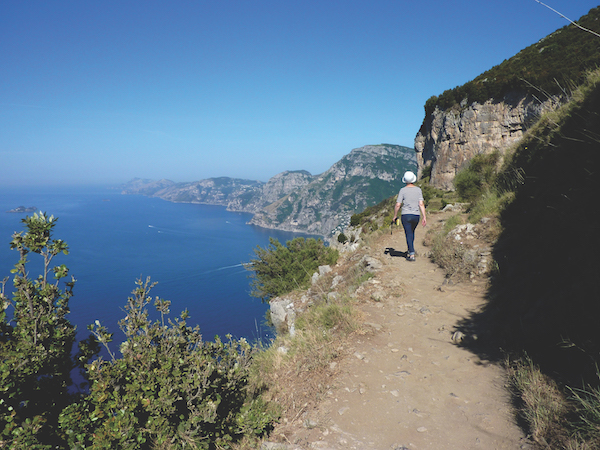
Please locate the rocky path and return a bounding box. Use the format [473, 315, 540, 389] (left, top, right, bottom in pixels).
[282, 214, 531, 449]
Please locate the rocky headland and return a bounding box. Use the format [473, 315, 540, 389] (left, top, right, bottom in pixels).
[122, 144, 417, 237]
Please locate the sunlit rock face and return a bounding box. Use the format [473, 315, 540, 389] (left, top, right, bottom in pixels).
[415, 93, 563, 190]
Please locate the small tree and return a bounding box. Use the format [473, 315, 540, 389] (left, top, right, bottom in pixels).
[246, 237, 339, 302]
[0, 212, 98, 448]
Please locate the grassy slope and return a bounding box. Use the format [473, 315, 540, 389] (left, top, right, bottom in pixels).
[425, 6, 600, 113]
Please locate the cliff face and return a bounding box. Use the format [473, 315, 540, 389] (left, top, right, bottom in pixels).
[414, 6, 600, 191]
[414, 94, 561, 190]
[249, 145, 416, 236]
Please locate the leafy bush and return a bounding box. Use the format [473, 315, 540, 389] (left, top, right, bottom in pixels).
[0, 213, 99, 448]
[350, 196, 395, 230]
[467, 190, 514, 223]
[419, 182, 449, 209]
[349, 215, 361, 227]
[1, 216, 275, 449]
[337, 233, 348, 244]
[246, 237, 338, 302]
[59, 278, 274, 449]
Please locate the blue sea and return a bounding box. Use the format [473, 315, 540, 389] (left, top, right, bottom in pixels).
[0, 185, 309, 353]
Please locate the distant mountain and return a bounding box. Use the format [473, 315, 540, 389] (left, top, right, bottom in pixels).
[249, 144, 416, 236]
[121, 177, 265, 211]
[6, 206, 37, 213]
[121, 178, 177, 196]
[122, 144, 416, 236]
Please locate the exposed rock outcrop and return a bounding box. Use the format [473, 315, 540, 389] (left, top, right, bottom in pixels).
[415, 94, 563, 190]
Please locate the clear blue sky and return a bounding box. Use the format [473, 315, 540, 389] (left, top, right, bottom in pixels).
[1, 0, 597, 186]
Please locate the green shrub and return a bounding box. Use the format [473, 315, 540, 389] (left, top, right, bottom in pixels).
[59, 278, 274, 449]
[419, 182, 447, 208]
[246, 237, 339, 302]
[350, 196, 395, 230]
[337, 233, 348, 244]
[1, 216, 276, 449]
[468, 190, 514, 223]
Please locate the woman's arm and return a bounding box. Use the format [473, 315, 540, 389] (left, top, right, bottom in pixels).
[393, 201, 402, 220]
[419, 200, 427, 226]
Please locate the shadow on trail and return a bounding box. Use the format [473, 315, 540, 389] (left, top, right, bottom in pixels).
[384, 247, 408, 258]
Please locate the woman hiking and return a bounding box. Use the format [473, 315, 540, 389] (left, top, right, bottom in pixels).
[393, 171, 427, 261]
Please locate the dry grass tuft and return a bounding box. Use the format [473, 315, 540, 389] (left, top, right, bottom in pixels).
[506, 356, 569, 446]
[505, 356, 600, 449]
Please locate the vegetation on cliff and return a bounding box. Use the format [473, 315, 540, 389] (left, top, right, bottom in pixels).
[425, 6, 600, 114]
[484, 68, 600, 448]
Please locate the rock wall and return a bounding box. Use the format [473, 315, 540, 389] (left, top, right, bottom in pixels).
[414, 93, 563, 190]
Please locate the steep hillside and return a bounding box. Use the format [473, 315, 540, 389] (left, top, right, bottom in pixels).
[124, 176, 265, 210]
[122, 177, 264, 211]
[249, 144, 416, 236]
[460, 69, 600, 385]
[232, 170, 314, 212]
[416, 6, 600, 190]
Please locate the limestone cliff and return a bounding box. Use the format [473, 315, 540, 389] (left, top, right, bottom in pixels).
[229, 170, 314, 212]
[415, 6, 600, 190]
[415, 94, 561, 190]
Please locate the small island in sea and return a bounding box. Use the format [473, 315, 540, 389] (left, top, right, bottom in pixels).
[6, 206, 37, 213]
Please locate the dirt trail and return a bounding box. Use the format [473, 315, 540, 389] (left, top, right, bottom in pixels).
[285, 213, 532, 450]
